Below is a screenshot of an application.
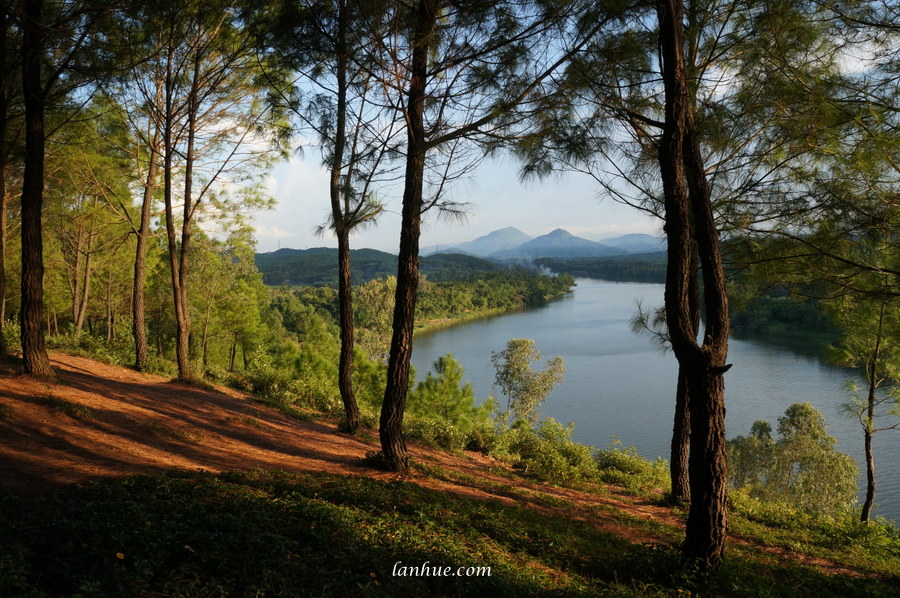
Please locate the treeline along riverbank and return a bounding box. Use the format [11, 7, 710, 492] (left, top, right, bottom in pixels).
[537, 252, 840, 354]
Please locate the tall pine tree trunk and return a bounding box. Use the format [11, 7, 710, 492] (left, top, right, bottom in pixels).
[670, 367, 691, 500]
[19, 0, 53, 377]
[172, 55, 201, 381]
[670, 254, 700, 503]
[860, 296, 885, 523]
[379, 0, 436, 471]
[330, 3, 361, 434]
[105, 268, 114, 342]
[73, 246, 92, 338]
[336, 229, 360, 433]
[0, 165, 7, 357]
[657, 0, 729, 572]
[133, 137, 159, 370]
[162, 41, 196, 381]
[861, 426, 875, 522]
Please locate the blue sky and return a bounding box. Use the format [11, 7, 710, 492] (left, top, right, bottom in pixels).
[251, 153, 662, 254]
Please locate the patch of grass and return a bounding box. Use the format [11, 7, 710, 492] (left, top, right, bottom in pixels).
[240, 416, 271, 431]
[728, 490, 900, 576]
[224, 412, 279, 431]
[0, 471, 895, 598]
[42, 395, 94, 420]
[144, 423, 202, 443]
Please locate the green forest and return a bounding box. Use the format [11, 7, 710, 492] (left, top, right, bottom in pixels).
[0, 0, 898, 595]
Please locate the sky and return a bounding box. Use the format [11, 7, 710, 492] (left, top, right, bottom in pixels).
[250, 153, 662, 255]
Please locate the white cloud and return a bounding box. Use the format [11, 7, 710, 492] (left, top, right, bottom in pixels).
[254, 224, 294, 240]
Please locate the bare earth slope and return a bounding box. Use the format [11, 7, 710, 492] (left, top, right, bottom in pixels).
[0, 353, 881, 579]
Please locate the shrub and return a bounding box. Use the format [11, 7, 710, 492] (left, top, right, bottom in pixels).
[465, 421, 502, 454]
[406, 417, 467, 450]
[498, 419, 599, 485]
[1, 319, 19, 353]
[594, 438, 670, 493]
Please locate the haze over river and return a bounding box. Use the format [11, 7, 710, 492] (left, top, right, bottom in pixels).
[412, 278, 899, 522]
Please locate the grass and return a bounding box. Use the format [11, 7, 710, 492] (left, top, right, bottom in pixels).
[42, 395, 94, 420]
[144, 423, 202, 443]
[0, 471, 896, 597]
[727, 491, 900, 576]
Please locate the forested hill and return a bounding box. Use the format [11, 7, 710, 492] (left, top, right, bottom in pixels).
[536, 252, 667, 283]
[255, 248, 505, 285]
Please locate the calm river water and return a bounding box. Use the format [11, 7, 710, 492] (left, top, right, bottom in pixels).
[411, 278, 899, 522]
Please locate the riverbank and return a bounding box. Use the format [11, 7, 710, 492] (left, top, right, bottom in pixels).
[414, 307, 510, 334]
[411, 278, 900, 523]
[414, 284, 575, 335]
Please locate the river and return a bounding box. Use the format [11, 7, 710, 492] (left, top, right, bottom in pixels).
[411, 278, 899, 523]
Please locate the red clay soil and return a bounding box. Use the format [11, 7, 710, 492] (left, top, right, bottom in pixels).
[0, 352, 880, 579]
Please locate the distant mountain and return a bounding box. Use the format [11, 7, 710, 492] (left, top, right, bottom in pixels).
[423, 226, 532, 257]
[254, 247, 505, 286]
[490, 228, 623, 259]
[599, 233, 665, 254]
[451, 227, 533, 257]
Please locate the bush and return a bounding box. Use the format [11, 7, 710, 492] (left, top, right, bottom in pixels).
[406, 417, 467, 450]
[47, 332, 132, 366]
[465, 421, 502, 454]
[594, 438, 669, 493]
[1, 319, 19, 354]
[497, 419, 599, 485]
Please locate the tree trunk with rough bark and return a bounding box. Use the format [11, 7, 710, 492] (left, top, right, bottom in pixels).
[656, 0, 730, 572]
[133, 137, 159, 370]
[861, 426, 875, 522]
[331, 4, 361, 434]
[19, 0, 53, 377]
[73, 242, 92, 338]
[379, 0, 436, 471]
[670, 254, 700, 503]
[336, 230, 360, 432]
[860, 299, 883, 523]
[162, 42, 197, 381]
[105, 268, 114, 342]
[0, 165, 7, 357]
[670, 368, 691, 500]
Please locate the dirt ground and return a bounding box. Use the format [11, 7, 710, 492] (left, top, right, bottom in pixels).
[0, 352, 877, 579]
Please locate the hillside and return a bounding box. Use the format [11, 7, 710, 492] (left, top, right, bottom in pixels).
[599, 234, 666, 253]
[537, 252, 668, 283]
[254, 247, 505, 286]
[1, 354, 897, 596]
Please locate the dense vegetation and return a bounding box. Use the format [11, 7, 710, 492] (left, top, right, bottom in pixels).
[536, 253, 668, 284]
[255, 248, 515, 286]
